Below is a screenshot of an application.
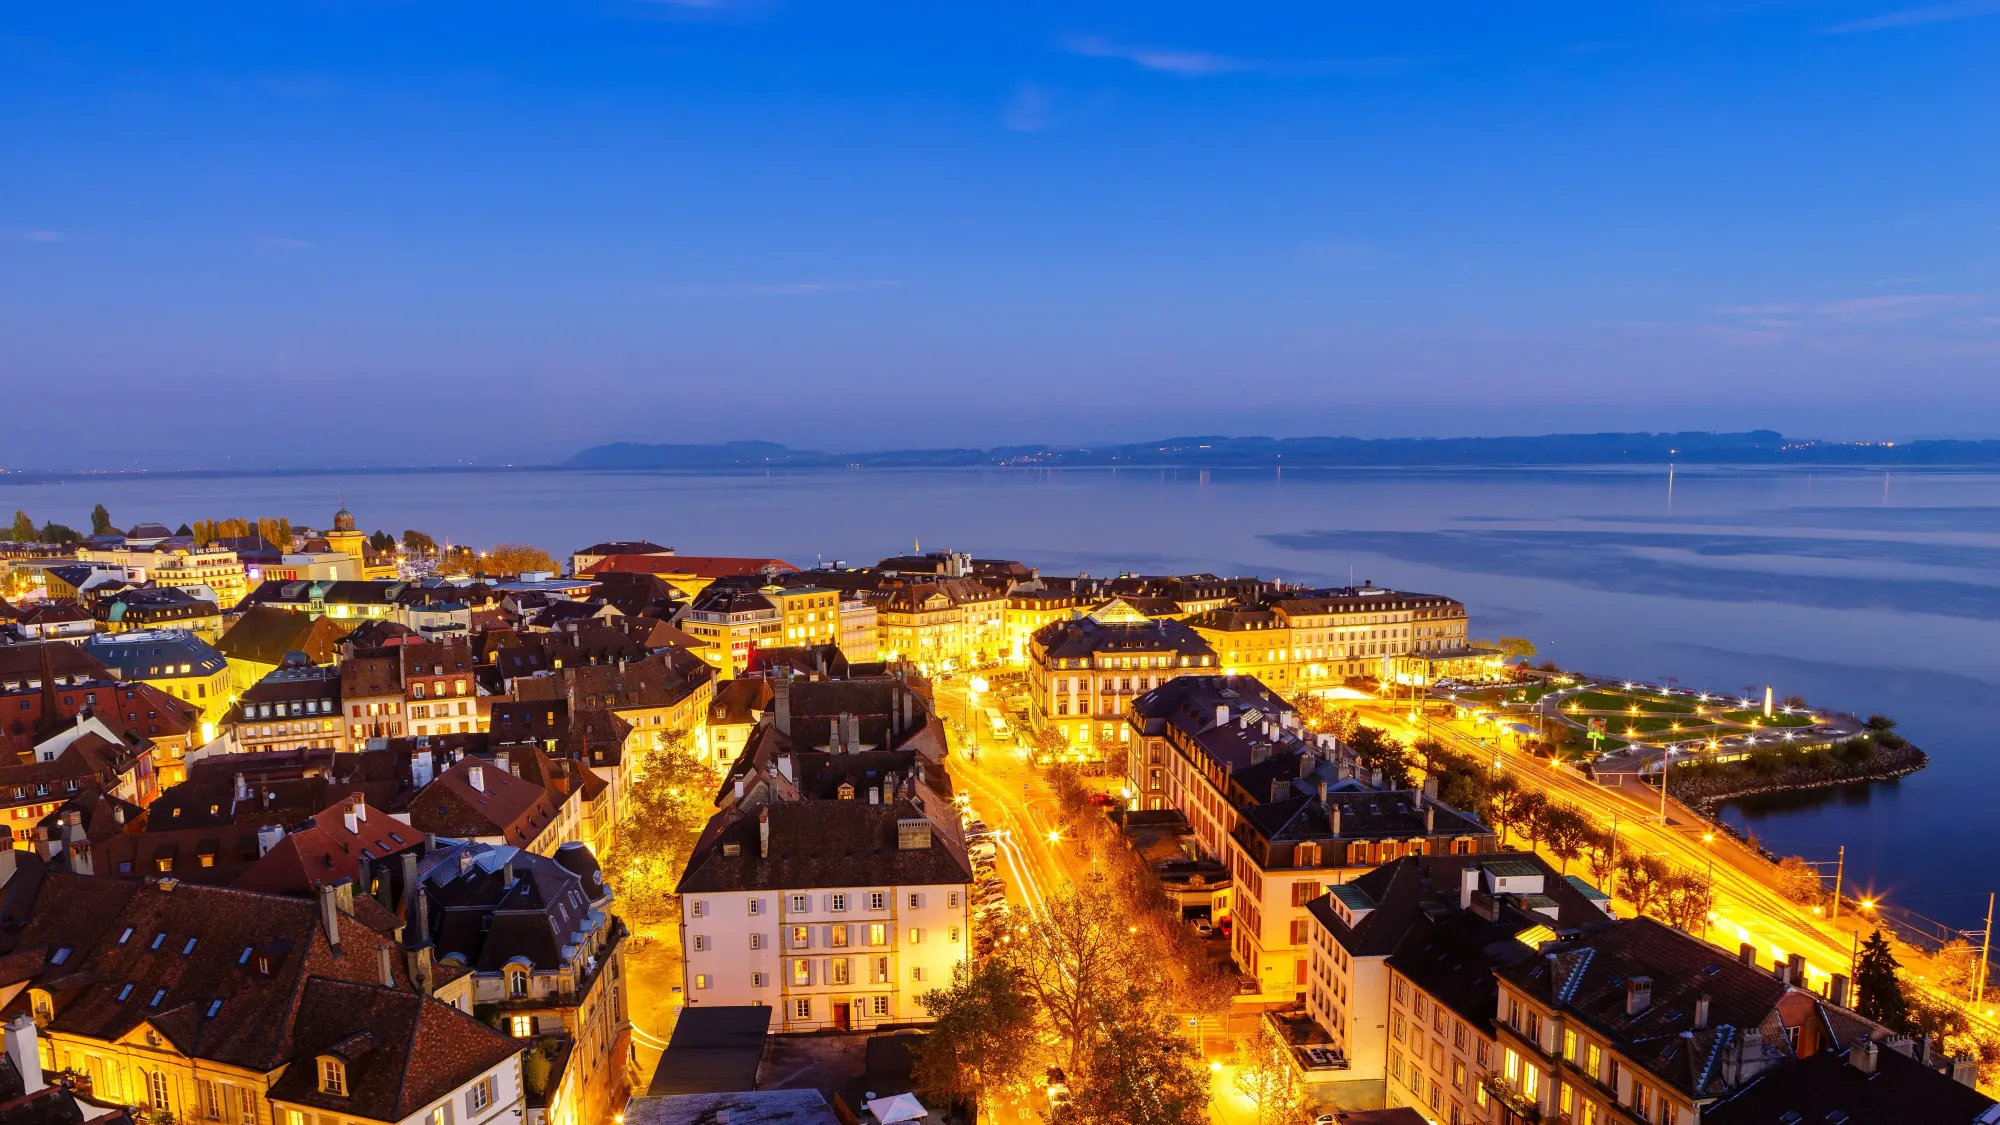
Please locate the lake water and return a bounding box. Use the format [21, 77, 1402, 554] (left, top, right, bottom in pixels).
[8, 464, 1997, 929]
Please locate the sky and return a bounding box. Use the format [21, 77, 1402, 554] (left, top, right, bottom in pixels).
[3, 1, 1998, 469]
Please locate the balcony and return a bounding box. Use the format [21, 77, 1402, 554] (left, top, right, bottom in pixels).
[1480, 1074, 1543, 1123]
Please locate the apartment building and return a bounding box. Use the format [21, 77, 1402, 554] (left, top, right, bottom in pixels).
[676, 586, 782, 675]
[1187, 583, 1472, 692]
[676, 801, 973, 1032]
[1126, 675, 1495, 998]
[1301, 854, 1612, 1123]
[1028, 610, 1216, 758]
[82, 629, 232, 729]
[1489, 917, 1929, 1125]
[223, 664, 349, 755]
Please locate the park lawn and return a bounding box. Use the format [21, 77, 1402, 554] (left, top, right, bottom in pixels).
[1571, 691, 1696, 715]
[1721, 709, 1816, 728]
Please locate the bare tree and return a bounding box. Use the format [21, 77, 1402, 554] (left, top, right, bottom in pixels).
[1017, 884, 1139, 1073]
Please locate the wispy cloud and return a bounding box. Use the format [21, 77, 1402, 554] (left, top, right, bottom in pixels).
[1004, 83, 1053, 132]
[257, 236, 313, 250]
[1063, 34, 1250, 76]
[1717, 293, 1978, 325]
[640, 279, 902, 300]
[4, 229, 65, 243]
[1824, 0, 2000, 33]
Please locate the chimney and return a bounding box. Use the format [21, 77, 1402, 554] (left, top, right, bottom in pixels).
[233, 771, 249, 802]
[1625, 976, 1653, 1016]
[1829, 973, 1851, 1008]
[1693, 993, 1711, 1029]
[897, 818, 933, 850]
[378, 945, 396, 988]
[502, 859, 516, 887]
[759, 806, 771, 859]
[1426, 805, 1436, 833]
[1786, 952, 1806, 986]
[1216, 704, 1230, 728]
[845, 711, 860, 751]
[1271, 778, 1290, 803]
[1370, 768, 1383, 789]
[1739, 942, 1757, 966]
[318, 883, 342, 952]
[1330, 803, 1342, 838]
[775, 678, 793, 735]
[400, 851, 421, 915]
[412, 749, 435, 788]
[342, 806, 359, 835]
[1461, 865, 1480, 910]
[1951, 1054, 1979, 1087]
[778, 752, 794, 782]
[1315, 779, 1329, 804]
[256, 823, 285, 857]
[3, 1015, 42, 1094]
[468, 764, 485, 792]
[1849, 1038, 1880, 1076]
[1298, 754, 1314, 779]
[734, 778, 746, 803]
[901, 687, 914, 732]
[868, 787, 880, 805]
[1423, 776, 1439, 802]
[496, 751, 512, 776]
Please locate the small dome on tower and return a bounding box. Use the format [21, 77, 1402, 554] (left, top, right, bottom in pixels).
[333, 507, 357, 532]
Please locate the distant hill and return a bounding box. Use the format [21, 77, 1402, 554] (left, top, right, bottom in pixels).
[563, 431, 2000, 470]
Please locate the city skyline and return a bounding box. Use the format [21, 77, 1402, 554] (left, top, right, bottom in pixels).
[5, 2, 2000, 467]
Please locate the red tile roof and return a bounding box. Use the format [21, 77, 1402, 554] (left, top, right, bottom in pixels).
[410, 757, 559, 847]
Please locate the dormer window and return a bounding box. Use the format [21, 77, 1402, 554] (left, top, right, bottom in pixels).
[150, 933, 167, 950]
[318, 1056, 347, 1096]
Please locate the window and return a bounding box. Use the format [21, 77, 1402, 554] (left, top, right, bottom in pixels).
[466, 1076, 492, 1114]
[319, 1057, 347, 1095]
[872, 996, 890, 1016]
[790, 925, 810, 949]
[1523, 1064, 1540, 1100]
[1453, 1060, 1467, 1090]
[1503, 1048, 1519, 1082]
[949, 926, 960, 942]
[1588, 1044, 1603, 1081]
[150, 933, 167, 951]
[117, 983, 135, 1002]
[908, 893, 921, 909]
[829, 893, 847, 912]
[183, 938, 198, 955]
[869, 892, 886, 910]
[149, 989, 167, 1007]
[694, 974, 711, 989]
[750, 933, 766, 950]
[792, 959, 812, 986]
[793, 999, 812, 1020]
[691, 900, 707, 918]
[869, 923, 887, 945]
[831, 925, 848, 948]
[748, 898, 764, 916]
[831, 958, 851, 985]
[872, 956, 890, 983]
[508, 969, 528, 998]
[149, 1070, 173, 1110]
[691, 935, 709, 952]
[791, 894, 810, 912]
[1632, 1084, 1650, 1121]
[911, 966, 924, 982]
[1292, 881, 1319, 907]
[947, 892, 959, 908]
[909, 927, 923, 944]
[752, 972, 769, 988]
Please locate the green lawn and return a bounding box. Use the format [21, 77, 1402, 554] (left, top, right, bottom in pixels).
[1721, 709, 1816, 728]
[1568, 691, 1697, 715]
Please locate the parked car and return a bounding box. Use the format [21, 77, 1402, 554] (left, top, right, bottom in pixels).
[1191, 918, 1214, 937]
[1086, 792, 1114, 807]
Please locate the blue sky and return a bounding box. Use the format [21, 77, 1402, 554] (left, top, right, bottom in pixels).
[3, 1, 1998, 468]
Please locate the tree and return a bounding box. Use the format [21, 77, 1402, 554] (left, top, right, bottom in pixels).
[1016, 885, 1139, 1073]
[257, 516, 294, 548]
[1865, 714, 1898, 732]
[1496, 637, 1538, 662]
[1541, 805, 1590, 874]
[600, 730, 712, 929]
[1617, 853, 1670, 919]
[1231, 1042, 1305, 1125]
[1659, 867, 1715, 933]
[483, 543, 558, 578]
[440, 545, 477, 575]
[1513, 790, 1551, 851]
[913, 957, 1040, 1111]
[402, 529, 438, 555]
[89, 504, 115, 536]
[1773, 856, 1825, 906]
[1060, 1004, 1210, 1125]
[38, 521, 80, 545]
[8, 511, 33, 543]
[1854, 929, 1912, 1033]
[368, 529, 396, 553]
[1347, 725, 1409, 788]
[1584, 822, 1620, 887]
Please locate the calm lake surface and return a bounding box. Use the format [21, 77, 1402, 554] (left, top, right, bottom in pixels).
[8, 464, 1997, 928]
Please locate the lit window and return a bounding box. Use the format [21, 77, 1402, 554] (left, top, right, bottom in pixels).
[318, 1057, 346, 1096]
[509, 1016, 533, 1038]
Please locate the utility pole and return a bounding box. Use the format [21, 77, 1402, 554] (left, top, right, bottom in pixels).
[1659, 754, 1669, 826]
[1980, 892, 1995, 1007]
[1831, 845, 1844, 922]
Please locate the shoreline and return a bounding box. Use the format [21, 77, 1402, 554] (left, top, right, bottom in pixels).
[1668, 743, 1930, 817]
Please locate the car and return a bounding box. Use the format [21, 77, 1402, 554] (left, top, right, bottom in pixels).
[1313, 1115, 1337, 1125]
[1086, 792, 1114, 807]
[1191, 918, 1214, 937]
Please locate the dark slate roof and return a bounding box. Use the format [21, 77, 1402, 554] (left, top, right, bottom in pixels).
[646, 1006, 773, 1096]
[264, 978, 521, 1122]
[1704, 1043, 1996, 1125]
[575, 541, 670, 557]
[1496, 917, 1794, 1099]
[1031, 617, 1215, 660]
[677, 800, 971, 895]
[420, 842, 600, 972]
[81, 631, 226, 681]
